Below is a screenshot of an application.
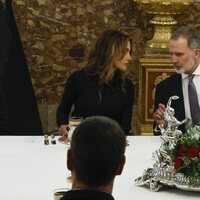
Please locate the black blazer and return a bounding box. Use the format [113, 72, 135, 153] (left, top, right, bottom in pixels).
[153, 73, 185, 135]
[0, 2, 10, 133]
[0, 2, 11, 77]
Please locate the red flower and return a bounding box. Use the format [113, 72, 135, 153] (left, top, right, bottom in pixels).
[174, 156, 183, 170]
[187, 147, 200, 159]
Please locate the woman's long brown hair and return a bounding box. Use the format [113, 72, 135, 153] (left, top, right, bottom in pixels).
[84, 30, 131, 85]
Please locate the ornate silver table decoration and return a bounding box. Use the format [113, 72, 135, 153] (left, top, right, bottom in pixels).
[135, 95, 200, 192]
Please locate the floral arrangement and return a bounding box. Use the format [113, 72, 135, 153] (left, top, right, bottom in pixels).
[170, 125, 200, 186]
[135, 96, 200, 191]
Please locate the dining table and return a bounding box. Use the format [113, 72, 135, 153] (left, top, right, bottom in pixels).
[0, 135, 199, 200]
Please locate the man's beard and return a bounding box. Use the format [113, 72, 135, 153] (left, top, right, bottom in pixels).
[173, 59, 194, 74]
[174, 67, 186, 74]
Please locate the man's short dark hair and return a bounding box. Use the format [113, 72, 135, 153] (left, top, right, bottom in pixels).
[71, 116, 126, 187]
[171, 27, 200, 49]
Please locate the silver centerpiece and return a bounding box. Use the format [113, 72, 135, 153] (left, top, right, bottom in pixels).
[135, 95, 200, 192]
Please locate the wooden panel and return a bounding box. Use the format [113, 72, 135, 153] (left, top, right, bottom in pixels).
[138, 56, 175, 135]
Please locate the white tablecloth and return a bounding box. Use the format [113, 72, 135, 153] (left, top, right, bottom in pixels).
[0, 136, 199, 200]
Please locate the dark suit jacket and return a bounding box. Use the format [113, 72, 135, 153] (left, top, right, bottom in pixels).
[0, 2, 11, 77]
[153, 73, 185, 135]
[0, 2, 11, 133]
[61, 189, 115, 200]
[0, 0, 43, 134]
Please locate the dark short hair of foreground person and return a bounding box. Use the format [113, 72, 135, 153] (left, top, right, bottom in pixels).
[61, 116, 126, 200]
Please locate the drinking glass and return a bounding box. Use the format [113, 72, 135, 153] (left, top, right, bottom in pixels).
[53, 188, 70, 200]
[66, 116, 83, 182]
[58, 116, 83, 145]
[68, 116, 84, 143]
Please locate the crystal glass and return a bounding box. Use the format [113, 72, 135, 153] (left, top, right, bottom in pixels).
[68, 116, 83, 143]
[58, 116, 83, 145]
[53, 188, 70, 200]
[66, 117, 83, 182]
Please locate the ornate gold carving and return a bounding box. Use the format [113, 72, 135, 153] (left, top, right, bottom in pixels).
[145, 68, 174, 122]
[134, 0, 193, 53]
[138, 56, 174, 135]
[149, 72, 170, 115]
[141, 124, 154, 136]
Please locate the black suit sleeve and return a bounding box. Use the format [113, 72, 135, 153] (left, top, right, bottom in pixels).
[0, 2, 11, 77]
[0, 2, 10, 133]
[120, 79, 134, 135]
[56, 74, 76, 126]
[153, 74, 185, 135]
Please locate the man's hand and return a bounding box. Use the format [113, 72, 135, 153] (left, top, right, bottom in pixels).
[153, 103, 167, 126]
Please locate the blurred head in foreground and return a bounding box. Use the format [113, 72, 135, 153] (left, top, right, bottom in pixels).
[67, 116, 126, 194]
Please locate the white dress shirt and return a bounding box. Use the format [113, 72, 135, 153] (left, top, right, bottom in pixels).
[181, 64, 200, 127]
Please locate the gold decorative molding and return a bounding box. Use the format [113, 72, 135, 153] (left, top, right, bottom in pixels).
[145, 68, 174, 122]
[141, 124, 154, 136]
[148, 71, 170, 119]
[134, 0, 193, 54]
[138, 56, 174, 135]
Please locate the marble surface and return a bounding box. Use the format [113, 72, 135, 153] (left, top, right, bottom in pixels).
[13, 0, 148, 104]
[12, 0, 200, 134]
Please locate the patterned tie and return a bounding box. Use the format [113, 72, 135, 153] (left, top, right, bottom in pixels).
[188, 74, 200, 125]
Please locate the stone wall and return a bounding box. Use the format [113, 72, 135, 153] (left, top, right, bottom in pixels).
[13, 0, 200, 134]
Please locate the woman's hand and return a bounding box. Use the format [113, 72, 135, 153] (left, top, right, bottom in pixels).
[58, 124, 70, 136]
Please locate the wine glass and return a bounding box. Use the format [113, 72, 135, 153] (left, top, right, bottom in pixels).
[66, 116, 83, 182]
[67, 116, 84, 144]
[53, 187, 70, 200]
[58, 116, 83, 145]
